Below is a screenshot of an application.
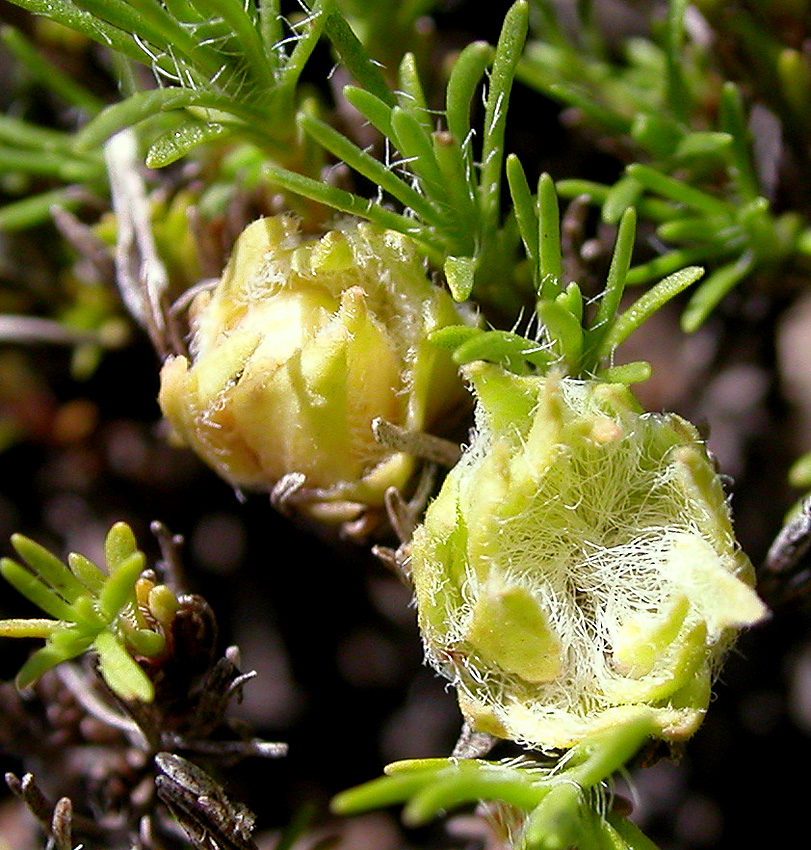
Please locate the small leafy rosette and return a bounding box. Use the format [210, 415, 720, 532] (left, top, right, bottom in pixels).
[159, 216, 467, 523]
[410, 363, 767, 750]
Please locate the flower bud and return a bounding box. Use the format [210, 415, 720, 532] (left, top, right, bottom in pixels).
[159, 216, 468, 523]
[410, 363, 767, 750]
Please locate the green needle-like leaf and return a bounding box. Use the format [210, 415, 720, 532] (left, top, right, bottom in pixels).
[445, 41, 493, 156]
[507, 154, 540, 283]
[67, 552, 107, 594]
[478, 0, 529, 229]
[522, 781, 582, 850]
[323, 6, 396, 108]
[582, 206, 637, 368]
[452, 329, 552, 372]
[538, 173, 564, 299]
[601, 265, 704, 354]
[15, 641, 86, 690]
[10, 534, 88, 603]
[538, 298, 583, 371]
[75, 89, 226, 152]
[0, 618, 66, 638]
[344, 86, 395, 139]
[0, 558, 76, 621]
[626, 164, 731, 219]
[94, 630, 154, 701]
[681, 252, 756, 333]
[98, 551, 146, 622]
[297, 112, 441, 224]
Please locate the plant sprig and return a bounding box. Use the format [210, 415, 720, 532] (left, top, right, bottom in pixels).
[0, 522, 179, 702]
[518, 4, 811, 332]
[431, 169, 703, 381]
[3, 0, 333, 168]
[265, 1, 531, 310]
[333, 716, 658, 850]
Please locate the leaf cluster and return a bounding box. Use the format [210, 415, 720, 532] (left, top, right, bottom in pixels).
[520, 0, 811, 330]
[334, 716, 659, 850]
[0, 521, 177, 701]
[432, 171, 702, 381]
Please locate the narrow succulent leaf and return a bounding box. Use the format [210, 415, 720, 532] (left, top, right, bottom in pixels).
[0, 558, 76, 621]
[478, 0, 529, 228]
[557, 282, 583, 323]
[595, 361, 652, 384]
[279, 0, 330, 93]
[332, 770, 444, 815]
[445, 40, 493, 158]
[589, 206, 636, 341]
[506, 154, 540, 283]
[397, 52, 431, 132]
[0, 188, 87, 233]
[428, 325, 480, 351]
[444, 256, 477, 302]
[262, 164, 446, 264]
[124, 627, 166, 657]
[15, 642, 84, 690]
[334, 760, 548, 819]
[681, 252, 755, 333]
[0, 618, 66, 638]
[344, 86, 395, 139]
[718, 83, 761, 202]
[789, 452, 811, 488]
[673, 131, 734, 161]
[258, 0, 283, 60]
[390, 107, 446, 201]
[432, 131, 478, 240]
[602, 266, 704, 353]
[557, 178, 679, 223]
[630, 112, 683, 159]
[402, 768, 548, 827]
[145, 120, 231, 168]
[0, 113, 84, 154]
[104, 522, 139, 570]
[297, 113, 441, 224]
[10, 534, 87, 603]
[72, 0, 214, 74]
[664, 0, 691, 123]
[514, 61, 632, 136]
[93, 630, 154, 701]
[186, 0, 276, 90]
[0, 148, 103, 182]
[162, 0, 200, 22]
[656, 215, 733, 245]
[601, 175, 644, 225]
[625, 246, 711, 287]
[74, 89, 223, 152]
[777, 47, 811, 115]
[605, 813, 663, 850]
[538, 298, 583, 371]
[0, 8, 142, 80]
[522, 782, 582, 850]
[564, 716, 655, 788]
[323, 7, 396, 107]
[452, 329, 552, 371]
[626, 164, 731, 218]
[537, 173, 563, 299]
[98, 552, 146, 622]
[48, 626, 97, 656]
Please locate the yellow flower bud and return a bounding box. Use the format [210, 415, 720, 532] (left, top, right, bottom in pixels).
[410, 363, 767, 750]
[159, 216, 468, 523]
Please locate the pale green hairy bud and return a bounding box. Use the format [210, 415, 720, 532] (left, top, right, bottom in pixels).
[159, 216, 468, 523]
[410, 362, 768, 750]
